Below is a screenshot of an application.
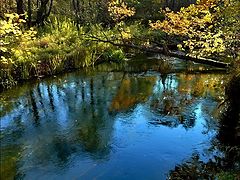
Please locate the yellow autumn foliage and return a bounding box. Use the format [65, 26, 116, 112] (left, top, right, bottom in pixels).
[150, 0, 229, 57]
[108, 0, 135, 22]
[0, 13, 37, 66]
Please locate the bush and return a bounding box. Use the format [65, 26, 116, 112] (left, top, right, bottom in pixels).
[103, 49, 126, 62]
[0, 13, 37, 88]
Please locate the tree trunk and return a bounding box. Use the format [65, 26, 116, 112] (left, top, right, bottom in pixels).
[16, 0, 24, 14]
[35, 0, 53, 26]
[27, 0, 32, 27]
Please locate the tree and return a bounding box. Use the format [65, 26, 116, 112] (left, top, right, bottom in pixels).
[71, 0, 112, 26]
[34, 0, 53, 25]
[150, 0, 239, 61]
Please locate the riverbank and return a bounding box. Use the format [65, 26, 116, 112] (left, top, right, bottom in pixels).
[1, 7, 238, 92]
[0, 16, 128, 90]
[1, 12, 238, 91]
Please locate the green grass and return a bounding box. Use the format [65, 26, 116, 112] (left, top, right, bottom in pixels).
[0, 17, 132, 90]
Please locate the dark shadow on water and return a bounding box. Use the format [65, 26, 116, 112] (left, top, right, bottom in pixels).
[218, 75, 240, 146]
[29, 89, 40, 126]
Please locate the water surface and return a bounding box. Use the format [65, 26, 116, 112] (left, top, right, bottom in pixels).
[0, 59, 228, 179]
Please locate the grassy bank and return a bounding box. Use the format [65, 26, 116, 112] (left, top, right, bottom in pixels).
[0, 12, 161, 91]
[0, 14, 132, 90]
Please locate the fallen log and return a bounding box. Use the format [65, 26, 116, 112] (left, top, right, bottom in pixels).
[169, 51, 230, 68]
[89, 36, 230, 68]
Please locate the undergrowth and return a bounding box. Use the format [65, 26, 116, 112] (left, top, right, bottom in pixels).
[0, 15, 136, 90]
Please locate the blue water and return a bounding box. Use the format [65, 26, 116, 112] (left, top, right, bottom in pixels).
[0, 69, 226, 179]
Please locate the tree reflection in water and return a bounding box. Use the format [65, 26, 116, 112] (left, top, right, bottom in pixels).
[0, 69, 230, 179]
[168, 75, 240, 179]
[0, 72, 124, 179]
[148, 73, 224, 129]
[109, 74, 156, 112]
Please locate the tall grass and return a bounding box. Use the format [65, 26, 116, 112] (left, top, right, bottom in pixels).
[0, 17, 127, 90]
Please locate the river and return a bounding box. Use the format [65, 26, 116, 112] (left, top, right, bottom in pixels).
[1, 57, 238, 179]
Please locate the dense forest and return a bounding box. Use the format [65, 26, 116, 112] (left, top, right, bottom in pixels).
[0, 0, 240, 179]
